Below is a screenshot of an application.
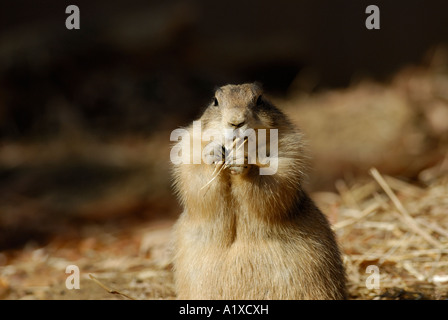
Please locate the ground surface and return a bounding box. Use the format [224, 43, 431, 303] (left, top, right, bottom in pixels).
[1, 167, 447, 300]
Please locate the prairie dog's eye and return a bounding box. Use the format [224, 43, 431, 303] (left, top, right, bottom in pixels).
[213, 97, 219, 106]
[256, 95, 263, 106]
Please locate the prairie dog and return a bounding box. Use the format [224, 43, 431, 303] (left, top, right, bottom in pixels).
[171, 83, 347, 299]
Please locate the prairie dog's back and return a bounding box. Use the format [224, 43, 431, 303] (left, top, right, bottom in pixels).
[171, 83, 347, 299]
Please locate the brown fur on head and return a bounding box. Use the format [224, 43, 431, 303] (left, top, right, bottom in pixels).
[216, 83, 262, 130]
[197, 82, 305, 177]
[202, 83, 294, 136]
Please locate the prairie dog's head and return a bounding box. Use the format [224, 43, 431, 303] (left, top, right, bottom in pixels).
[197, 83, 296, 175]
[202, 83, 281, 139]
[215, 83, 262, 131]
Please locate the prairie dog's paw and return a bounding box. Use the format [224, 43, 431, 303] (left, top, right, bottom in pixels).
[203, 141, 225, 165]
[228, 165, 248, 175]
[227, 154, 249, 175]
[224, 138, 250, 174]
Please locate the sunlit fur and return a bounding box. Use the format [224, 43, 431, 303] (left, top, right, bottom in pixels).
[171, 83, 347, 299]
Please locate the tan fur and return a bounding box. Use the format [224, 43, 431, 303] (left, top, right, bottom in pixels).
[171, 83, 347, 299]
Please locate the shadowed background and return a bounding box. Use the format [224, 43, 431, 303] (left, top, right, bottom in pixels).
[0, 0, 447, 262]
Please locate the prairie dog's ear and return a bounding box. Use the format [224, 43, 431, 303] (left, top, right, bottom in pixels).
[254, 81, 263, 90]
[252, 82, 264, 101]
[214, 85, 223, 94]
[252, 81, 263, 92]
[212, 86, 223, 106]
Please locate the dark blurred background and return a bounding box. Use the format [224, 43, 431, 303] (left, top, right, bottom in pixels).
[1, 0, 448, 250]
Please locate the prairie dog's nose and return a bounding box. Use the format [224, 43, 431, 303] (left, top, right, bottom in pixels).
[226, 109, 246, 128]
[228, 121, 245, 129]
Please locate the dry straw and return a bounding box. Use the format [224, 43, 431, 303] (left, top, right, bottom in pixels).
[335, 167, 448, 299]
